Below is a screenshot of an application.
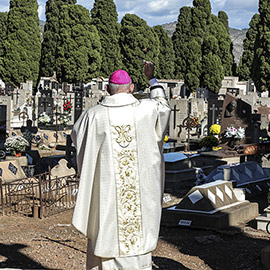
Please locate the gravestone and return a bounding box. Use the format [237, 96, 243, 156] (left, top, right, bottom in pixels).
[191, 98, 207, 120]
[74, 91, 83, 122]
[38, 97, 53, 126]
[227, 88, 240, 96]
[51, 159, 76, 179]
[169, 99, 188, 142]
[162, 180, 258, 229]
[0, 160, 27, 183]
[5, 83, 15, 96]
[207, 99, 223, 133]
[220, 93, 252, 135]
[21, 119, 38, 150]
[257, 105, 270, 130]
[196, 88, 208, 99]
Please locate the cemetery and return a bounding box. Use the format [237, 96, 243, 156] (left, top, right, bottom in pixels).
[1, 74, 270, 269]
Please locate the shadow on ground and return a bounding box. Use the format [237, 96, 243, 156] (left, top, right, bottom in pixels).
[153, 256, 190, 270]
[0, 243, 51, 269]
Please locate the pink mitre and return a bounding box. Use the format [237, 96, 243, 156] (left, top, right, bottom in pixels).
[109, 70, 131, 84]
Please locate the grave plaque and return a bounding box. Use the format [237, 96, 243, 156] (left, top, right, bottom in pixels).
[227, 88, 240, 96]
[196, 88, 208, 99]
[38, 97, 53, 122]
[207, 99, 223, 133]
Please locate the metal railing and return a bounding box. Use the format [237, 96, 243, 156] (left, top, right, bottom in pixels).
[0, 172, 79, 218]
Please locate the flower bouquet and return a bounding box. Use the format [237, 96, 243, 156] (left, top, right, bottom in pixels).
[5, 136, 29, 155]
[58, 114, 70, 126]
[225, 126, 245, 140]
[63, 101, 72, 113]
[224, 126, 245, 148]
[38, 112, 51, 125]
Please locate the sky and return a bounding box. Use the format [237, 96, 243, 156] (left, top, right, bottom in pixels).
[0, 0, 259, 30]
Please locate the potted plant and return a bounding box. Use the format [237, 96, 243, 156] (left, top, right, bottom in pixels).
[4, 136, 29, 156]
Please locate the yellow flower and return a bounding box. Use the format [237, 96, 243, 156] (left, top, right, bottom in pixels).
[210, 124, 221, 135]
[164, 135, 168, 143]
[213, 146, 222, 151]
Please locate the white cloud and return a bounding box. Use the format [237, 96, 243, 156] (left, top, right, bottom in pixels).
[0, 0, 260, 29]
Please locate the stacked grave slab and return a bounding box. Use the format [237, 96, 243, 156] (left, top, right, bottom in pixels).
[205, 161, 270, 198]
[164, 152, 227, 196]
[162, 180, 258, 229]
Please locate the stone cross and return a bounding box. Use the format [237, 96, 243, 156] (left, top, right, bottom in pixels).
[56, 135, 76, 162]
[171, 105, 180, 129]
[209, 103, 219, 125]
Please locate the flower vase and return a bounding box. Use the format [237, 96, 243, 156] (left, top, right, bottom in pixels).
[14, 152, 22, 157]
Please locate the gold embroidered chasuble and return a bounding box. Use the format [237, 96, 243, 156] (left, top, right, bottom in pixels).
[71, 87, 170, 258]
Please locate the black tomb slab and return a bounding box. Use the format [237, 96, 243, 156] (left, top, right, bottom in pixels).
[0, 105, 6, 149]
[207, 99, 223, 133]
[164, 152, 227, 196]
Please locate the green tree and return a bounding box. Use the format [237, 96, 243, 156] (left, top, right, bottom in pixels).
[153, 25, 174, 79]
[251, 0, 270, 93]
[209, 14, 234, 76]
[238, 14, 259, 80]
[91, 0, 122, 77]
[40, 0, 76, 77]
[0, 12, 7, 58]
[201, 35, 224, 92]
[0, 12, 8, 78]
[173, 0, 231, 94]
[218, 11, 236, 75]
[120, 14, 159, 90]
[2, 0, 41, 87]
[218, 11, 229, 32]
[56, 4, 101, 83]
[172, 6, 192, 80]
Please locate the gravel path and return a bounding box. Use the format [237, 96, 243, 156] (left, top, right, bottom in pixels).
[0, 209, 269, 270]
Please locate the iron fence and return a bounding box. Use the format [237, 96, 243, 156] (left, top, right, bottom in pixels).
[0, 172, 79, 218]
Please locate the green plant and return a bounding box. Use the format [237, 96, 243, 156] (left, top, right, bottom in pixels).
[199, 135, 219, 148]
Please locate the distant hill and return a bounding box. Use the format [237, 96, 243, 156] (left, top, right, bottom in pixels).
[162, 21, 247, 65]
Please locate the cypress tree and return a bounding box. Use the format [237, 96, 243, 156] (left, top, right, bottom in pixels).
[3, 0, 41, 87]
[153, 25, 174, 79]
[173, 0, 232, 94]
[172, 6, 192, 80]
[0, 12, 8, 78]
[218, 11, 236, 75]
[238, 14, 259, 80]
[0, 12, 7, 58]
[91, 0, 122, 77]
[218, 11, 229, 32]
[209, 14, 234, 76]
[184, 37, 202, 94]
[120, 14, 159, 90]
[56, 4, 101, 83]
[201, 35, 224, 93]
[40, 0, 76, 78]
[251, 0, 270, 93]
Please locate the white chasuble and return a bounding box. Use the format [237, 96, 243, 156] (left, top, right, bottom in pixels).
[110, 107, 143, 256]
[71, 89, 171, 258]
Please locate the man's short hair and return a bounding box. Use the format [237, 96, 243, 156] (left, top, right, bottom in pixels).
[108, 82, 132, 95]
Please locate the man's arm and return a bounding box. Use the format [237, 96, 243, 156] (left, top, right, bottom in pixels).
[144, 61, 171, 142]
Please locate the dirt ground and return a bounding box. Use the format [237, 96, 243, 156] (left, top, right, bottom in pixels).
[0, 205, 269, 270]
